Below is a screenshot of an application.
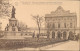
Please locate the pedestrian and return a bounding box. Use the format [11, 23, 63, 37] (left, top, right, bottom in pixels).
[32, 31, 35, 38]
[37, 34, 39, 38]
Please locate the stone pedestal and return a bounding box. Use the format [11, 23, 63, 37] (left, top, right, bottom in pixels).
[3, 31, 25, 39]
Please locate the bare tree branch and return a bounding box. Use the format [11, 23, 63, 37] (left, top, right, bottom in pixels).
[31, 14, 43, 39]
[0, 0, 11, 18]
[18, 21, 27, 31]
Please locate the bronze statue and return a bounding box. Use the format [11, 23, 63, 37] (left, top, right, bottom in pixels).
[11, 6, 16, 18]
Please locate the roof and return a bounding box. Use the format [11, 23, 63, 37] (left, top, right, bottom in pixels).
[45, 6, 76, 17]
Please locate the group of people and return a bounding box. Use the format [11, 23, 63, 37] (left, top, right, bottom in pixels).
[32, 31, 39, 38]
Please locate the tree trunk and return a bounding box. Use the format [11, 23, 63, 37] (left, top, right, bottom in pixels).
[39, 27, 40, 38]
[37, 22, 40, 40]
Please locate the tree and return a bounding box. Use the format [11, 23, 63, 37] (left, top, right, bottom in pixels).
[18, 21, 27, 31]
[0, 0, 11, 18]
[32, 15, 43, 39]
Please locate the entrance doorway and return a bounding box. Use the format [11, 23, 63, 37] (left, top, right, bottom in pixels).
[57, 31, 62, 39]
[68, 31, 74, 40]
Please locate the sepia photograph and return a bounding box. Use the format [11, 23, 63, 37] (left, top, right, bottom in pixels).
[0, 0, 80, 51]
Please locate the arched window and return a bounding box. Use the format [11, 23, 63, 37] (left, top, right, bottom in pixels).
[68, 31, 74, 40]
[57, 31, 62, 39]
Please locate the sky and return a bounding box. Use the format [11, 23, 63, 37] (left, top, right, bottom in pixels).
[0, 0, 79, 30]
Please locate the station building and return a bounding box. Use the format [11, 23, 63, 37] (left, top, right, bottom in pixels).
[45, 6, 77, 40]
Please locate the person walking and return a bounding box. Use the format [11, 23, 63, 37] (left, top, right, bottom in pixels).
[32, 31, 35, 38]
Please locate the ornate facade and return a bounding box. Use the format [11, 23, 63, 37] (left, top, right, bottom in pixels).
[45, 6, 77, 40]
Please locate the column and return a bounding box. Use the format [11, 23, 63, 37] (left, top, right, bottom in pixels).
[55, 31, 57, 39]
[66, 31, 69, 40]
[49, 31, 52, 38]
[61, 31, 63, 40]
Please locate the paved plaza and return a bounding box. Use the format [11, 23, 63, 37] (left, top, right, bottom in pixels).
[46, 40, 79, 51]
[17, 40, 79, 51]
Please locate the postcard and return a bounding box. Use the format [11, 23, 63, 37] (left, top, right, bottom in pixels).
[0, 0, 79, 51]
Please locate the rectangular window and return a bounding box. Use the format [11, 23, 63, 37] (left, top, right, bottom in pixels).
[70, 23, 72, 28]
[52, 23, 55, 28]
[64, 23, 66, 28]
[47, 23, 50, 28]
[58, 23, 60, 28]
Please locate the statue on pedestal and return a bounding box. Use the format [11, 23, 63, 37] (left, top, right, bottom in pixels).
[11, 6, 16, 18]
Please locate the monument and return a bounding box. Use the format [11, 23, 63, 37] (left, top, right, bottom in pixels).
[5, 6, 18, 32]
[4, 6, 24, 39]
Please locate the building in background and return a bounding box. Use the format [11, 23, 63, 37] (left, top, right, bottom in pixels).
[45, 6, 77, 40]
